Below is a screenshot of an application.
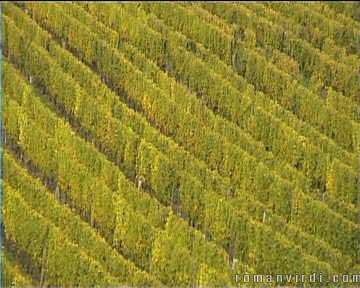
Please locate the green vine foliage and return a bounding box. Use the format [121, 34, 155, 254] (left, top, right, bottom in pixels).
[3, 1, 359, 286]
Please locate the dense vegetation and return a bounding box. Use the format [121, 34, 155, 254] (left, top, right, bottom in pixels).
[2, 2, 359, 287]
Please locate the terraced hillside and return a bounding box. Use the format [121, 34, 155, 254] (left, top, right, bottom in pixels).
[2, 2, 359, 287]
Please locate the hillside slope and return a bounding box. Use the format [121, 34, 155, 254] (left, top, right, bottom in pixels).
[2, 2, 359, 287]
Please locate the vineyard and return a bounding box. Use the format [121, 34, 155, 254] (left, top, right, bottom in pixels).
[2, 1, 360, 287]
